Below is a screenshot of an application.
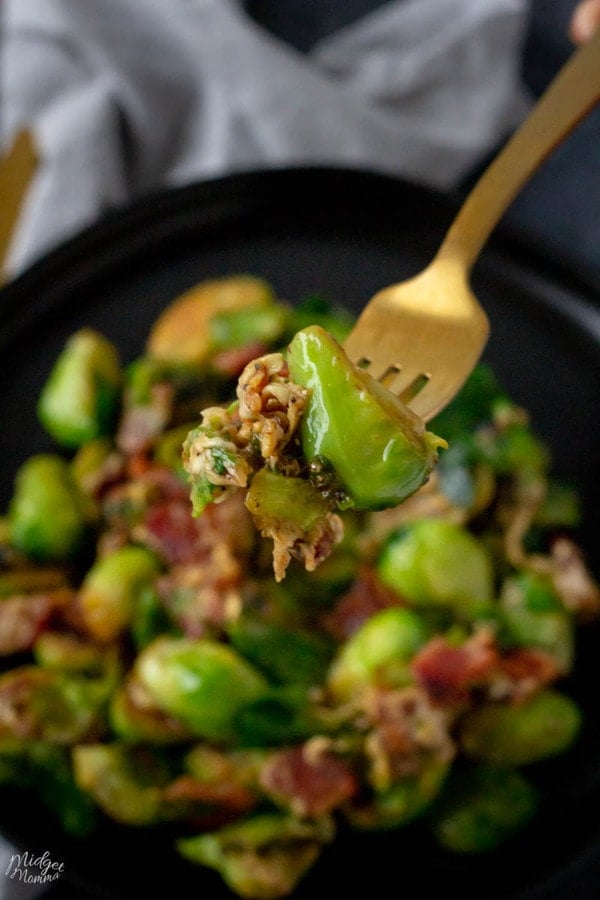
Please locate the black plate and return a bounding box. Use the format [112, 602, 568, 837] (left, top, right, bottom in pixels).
[1, 167, 599, 900]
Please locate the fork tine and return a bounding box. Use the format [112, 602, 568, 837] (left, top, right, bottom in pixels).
[377, 364, 402, 388]
[398, 373, 430, 405]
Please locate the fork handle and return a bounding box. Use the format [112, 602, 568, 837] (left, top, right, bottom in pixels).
[436, 28, 600, 273]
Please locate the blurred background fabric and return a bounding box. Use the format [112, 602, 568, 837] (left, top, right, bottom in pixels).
[1, 0, 531, 276]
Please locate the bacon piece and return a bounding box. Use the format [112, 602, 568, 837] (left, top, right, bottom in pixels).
[236, 353, 307, 462]
[143, 491, 253, 636]
[489, 647, 561, 703]
[163, 774, 257, 827]
[412, 629, 499, 705]
[126, 452, 153, 480]
[143, 500, 205, 566]
[362, 685, 455, 785]
[157, 571, 241, 638]
[499, 647, 560, 684]
[117, 382, 174, 455]
[201, 491, 256, 558]
[138, 484, 255, 568]
[259, 743, 358, 818]
[321, 569, 404, 640]
[0, 590, 73, 656]
[268, 510, 344, 584]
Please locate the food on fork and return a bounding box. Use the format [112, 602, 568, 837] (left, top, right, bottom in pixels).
[183, 325, 445, 580]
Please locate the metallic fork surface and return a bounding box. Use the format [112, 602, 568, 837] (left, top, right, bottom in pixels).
[344, 29, 600, 421]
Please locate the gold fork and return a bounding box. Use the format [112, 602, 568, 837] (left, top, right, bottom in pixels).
[344, 28, 600, 422]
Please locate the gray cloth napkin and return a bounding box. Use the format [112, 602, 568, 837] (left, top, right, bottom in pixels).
[0, 0, 529, 897]
[1, 0, 529, 278]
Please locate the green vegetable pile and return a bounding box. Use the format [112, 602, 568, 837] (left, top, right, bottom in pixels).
[0, 275, 598, 900]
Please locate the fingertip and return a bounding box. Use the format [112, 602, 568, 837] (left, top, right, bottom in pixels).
[569, 0, 600, 45]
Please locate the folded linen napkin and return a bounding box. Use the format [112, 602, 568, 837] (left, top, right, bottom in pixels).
[1, 0, 529, 278]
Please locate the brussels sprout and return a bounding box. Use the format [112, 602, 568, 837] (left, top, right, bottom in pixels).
[153, 423, 195, 479]
[135, 637, 268, 743]
[210, 304, 288, 351]
[183, 407, 252, 515]
[130, 585, 177, 650]
[38, 329, 121, 449]
[287, 326, 445, 510]
[431, 765, 539, 853]
[286, 294, 354, 344]
[33, 632, 106, 674]
[184, 744, 266, 788]
[244, 468, 343, 582]
[79, 545, 161, 643]
[147, 275, 276, 365]
[8, 455, 89, 562]
[346, 758, 450, 830]
[227, 616, 333, 686]
[71, 437, 123, 498]
[327, 607, 428, 701]
[0, 666, 107, 744]
[460, 690, 581, 766]
[109, 680, 192, 745]
[234, 685, 328, 747]
[177, 813, 335, 899]
[72, 744, 170, 825]
[124, 356, 180, 407]
[431, 364, 548, 479]
[377, 520, 494, 620]
[477, 421, 549, 476]
[431, 364, 508, 441]
[245, 469, 331, 535]
[535, 479, 581, 529]
[500, 573, 574, 672]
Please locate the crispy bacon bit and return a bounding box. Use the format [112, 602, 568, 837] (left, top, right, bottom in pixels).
[149, 493, 250, 636]
[488, 648, 561, 703]
[259, 744, 358, 818]
[163, 773, 257, 827]
[550, 536, 600, 619]
[236, 353, 308, 462]
[102, 464, 189, 530]
[117, 382, 174, 455]
[268, 509, 344, 584]
[142, 500, 209, 566]
[202, 490, 257, 558]
[0, 590, 73, 656]
[126, 452, 153, 480]
[0, 668, 48, 738]
[125, 470, 254, 568]
[412, 629, 499, 705]
[157, 571, 241, 638]
[362, 685, 455, 788]
[321, 569, 404, 640]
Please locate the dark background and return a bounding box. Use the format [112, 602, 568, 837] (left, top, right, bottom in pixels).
[243, 0, 600, 277]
